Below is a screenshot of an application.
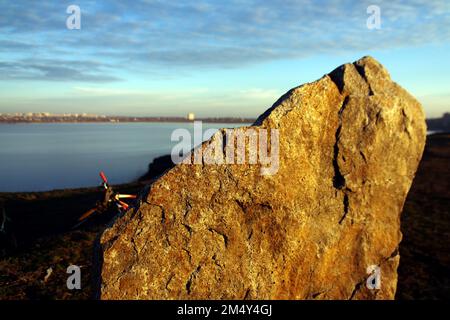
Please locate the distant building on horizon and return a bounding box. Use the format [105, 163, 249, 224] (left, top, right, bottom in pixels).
[187, 112, 195, 121]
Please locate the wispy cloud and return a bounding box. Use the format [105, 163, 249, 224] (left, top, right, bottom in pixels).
[0, 0, 448, 82]
[72, 86, 145, 96]
[0, 59, 120, 82]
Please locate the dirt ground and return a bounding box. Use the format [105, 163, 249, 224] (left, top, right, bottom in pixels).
[396, 133, 450, 299]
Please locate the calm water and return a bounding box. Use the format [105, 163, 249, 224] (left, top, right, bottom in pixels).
[0, 122, 246, 192]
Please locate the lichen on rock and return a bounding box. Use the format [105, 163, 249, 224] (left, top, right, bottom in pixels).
[97, 56, 426, 300]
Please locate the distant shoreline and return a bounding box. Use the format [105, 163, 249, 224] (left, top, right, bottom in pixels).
[0, 115, 256, 124]
[0, 119, 256, 124]
[1, 113, 449, 129]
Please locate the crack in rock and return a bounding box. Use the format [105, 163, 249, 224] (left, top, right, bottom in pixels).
[185, 265, 201, 294]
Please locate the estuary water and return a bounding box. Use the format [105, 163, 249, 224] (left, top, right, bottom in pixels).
[0, 122, 246, 192]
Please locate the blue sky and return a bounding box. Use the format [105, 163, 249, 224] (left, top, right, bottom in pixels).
[0, 0, 449, 118]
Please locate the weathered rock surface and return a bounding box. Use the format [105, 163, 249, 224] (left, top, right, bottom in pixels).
[97, 56, 426, 299]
